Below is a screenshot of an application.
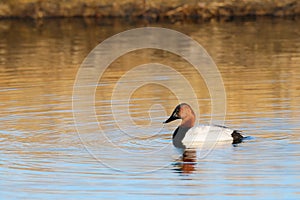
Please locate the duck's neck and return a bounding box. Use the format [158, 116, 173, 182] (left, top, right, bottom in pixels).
[180, 116, 195, 128]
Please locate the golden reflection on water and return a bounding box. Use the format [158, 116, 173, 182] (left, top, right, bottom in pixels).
[95, 49, 211, 128]
[0, 18, 299, 145]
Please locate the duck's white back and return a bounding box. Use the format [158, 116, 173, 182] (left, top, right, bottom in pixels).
[182, 125, 233, 144]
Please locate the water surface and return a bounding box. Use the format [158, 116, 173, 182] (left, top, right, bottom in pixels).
[0, 18, 300, 199]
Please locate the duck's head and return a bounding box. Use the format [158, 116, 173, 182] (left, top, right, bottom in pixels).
[163, 103, 195, 127]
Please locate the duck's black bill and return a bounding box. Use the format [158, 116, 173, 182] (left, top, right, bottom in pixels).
[163, 111, 180, 124]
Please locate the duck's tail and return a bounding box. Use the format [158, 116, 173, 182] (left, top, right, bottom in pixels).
[231, 130, 244, 144]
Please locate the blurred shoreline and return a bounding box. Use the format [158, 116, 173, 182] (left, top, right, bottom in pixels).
[0, 0, 299, 21]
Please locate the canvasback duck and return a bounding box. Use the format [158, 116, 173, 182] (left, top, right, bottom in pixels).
[164, 103, 244, 148]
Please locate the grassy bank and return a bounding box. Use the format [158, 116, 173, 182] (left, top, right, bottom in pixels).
[0, 0, 299, 20]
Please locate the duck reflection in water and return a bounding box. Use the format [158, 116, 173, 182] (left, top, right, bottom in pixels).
[173, 148, 197, 174]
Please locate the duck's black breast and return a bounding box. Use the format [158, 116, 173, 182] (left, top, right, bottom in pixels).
[172, 126, 191, 148]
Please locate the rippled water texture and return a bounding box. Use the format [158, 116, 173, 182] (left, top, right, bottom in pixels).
[0, 18, 300, 199]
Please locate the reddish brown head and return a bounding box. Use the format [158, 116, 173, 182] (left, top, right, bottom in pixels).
[163, 103, 196, 128]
